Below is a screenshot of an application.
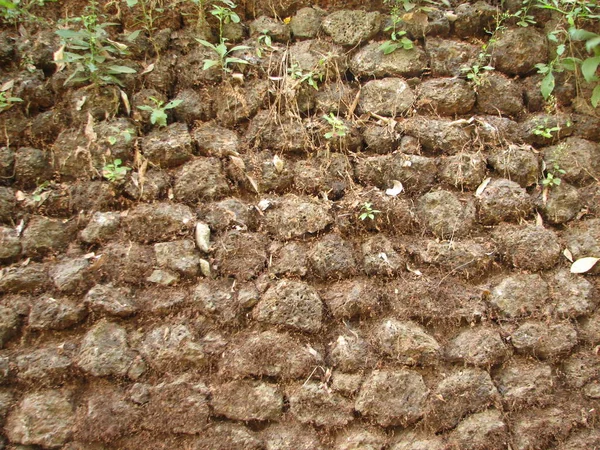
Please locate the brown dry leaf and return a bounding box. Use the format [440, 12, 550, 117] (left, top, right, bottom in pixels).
[230, 155, 246, 171]
[475, 177, 491, 197]
[140, 63, 155, 75]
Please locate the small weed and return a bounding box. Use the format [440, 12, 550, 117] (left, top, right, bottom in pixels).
[255, 30, 274, 58]
[55, 0, 138, 87]
[0, 0, 56, 25]
[461, 63, 495, 86]
[532, 123, 561, 139]
[322, 113, 348, 139]
[288, 62, 323, 90]
[31, 180, 51, 202]
[0, 81, 22, 112]
[196, 0, 250, 73]
[542, 160, 566, 188]
[102, 159, 131, 182]
[379, 13, 413, 55]
[107, 127, 135, 145]
[137, 96, 182, 127]
[359, 202, 381, 221]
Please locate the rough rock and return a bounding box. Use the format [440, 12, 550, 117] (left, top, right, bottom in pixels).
[322, 10, 381, 46]
[0, 227, 20, 261]
[446, 327, 510, 367]
[125, 202, 195, 243]
[50, 258, 92, 293]
[200, 197, 258, 232]
[78, 213, 120, 244]
[253, 279, 323, 333]
[371, 318, 440, 366]
[334, 426, 388, 450]
[321, 279, 382, 320]
[212, 380, 282, 421]
[417, 190, 476, 239]
[139, 324, 205, 370]
[511, 321, 578, 359]
[351, 42, 427, 78]
[214, 231, 268, 280]
[426, 38, 479, 76]
[264, 195, 332, 239]
[413, 239, 494, 279]
[491, 27, 548, 75]
[540, 181, 582, 224]
[493, 224, 561, 271]
[426, 368, 499, 431]
[0, 305, 19, 348]
[477, 178, 533, 225]
[194, 423, 262, 450]
[174, 157, 230, 203]
[0, 263, 48, 294]
[308, 233, 357, 279]
[193, 279, 244, 323]
[141, 122, 193, 168]
[21, 216, 74, 256]
[261, 421, 324, 450]
[329, 333, 374, 373]
[439, 153, 487, 190]
[290, 7, 324, 39]
[454, 1, 497, 38]
[219, 330, 321, 379]
[355, 369, 429, 427]
[362, 234, 405, 276]
[192, 122, 239, 158]
[172, 89, 214, 124]
[550, 270, 596, 317]
[543, 137, 600, 185]
[488, 274, 549, 319]
[418, 78, 475, 115]
[493, 358, 554, 406]
[155, 239, 202, 277]
[77, 320, 141, 378]
[16, 342, 76, 382]
[511, 408, 573, 450]
[143, 377, 210, 434]
[84, 283, 137, 318]
[28, 295, 87, 330]
[476, 72, 524, 116]
[390, 432, 448, 450]
[358, 78, 415, 117]
[270, 241, 309, 278]
[400, 117, 471, 154]
[5, 390, 75, 447]
[13, 147, 52, 188]
[288, 382, 354, 427]
[450, 409, 507, 450]
[488, 145, 540, 187]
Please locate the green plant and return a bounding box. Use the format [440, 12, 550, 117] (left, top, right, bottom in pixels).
[1, 0, 56, 25]
[196, 0, 250, 72]
[322, 113, 348, 139]
[532, 121, 562, 139]
[255, 30, 274, 58]
[462, 63, 495, 86]
[532, 0, 600, 107]
[0, 81, 22, 112]
[55, 1, 137, 87]
[287, 62, 323, 90]
[102, 159, 131, 182]
[107, 127, 135, 145]
[125, 0, 163, 34]
[380, 14, 413, 54]
[31, 180, 51, 202]
[542, 161, 566, 187]
[359, 202, 381, 221]
[137, 96, 182, 127]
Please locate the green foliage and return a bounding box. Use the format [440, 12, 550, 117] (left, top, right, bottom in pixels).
[196, 0, 250, 73]
[542, 160, 566, 187]
[359, 202, 381, 221]
[102, 159, 131, 182]
[462, 63, 494, 86]
[533, 123, 561, 139]
[532, 0, 600, 107]
[0, 81, 22, 112]
[107, 127, 135, 145]
[256, 30, 274, 58]
[0, 0, 56, 25]
[137, 96, 182, 127]
[55, 1, 138, 87]
[288, 62, 323, 90]
[322, 113, 348, 140]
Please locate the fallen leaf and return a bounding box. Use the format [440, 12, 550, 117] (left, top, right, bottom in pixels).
[230, 155, 246, 171]
[570, 257, 600, 274]
[273, 155, 284, 173]
[406, 263, 423, 276]
[0, 79, 15, 92]
[120, 89, 131, 116]
[385, 180, 404, 197]
[563, 248, 573, 262]
[475, 177, 491, 198]
[257, 199, 271, 211]
[53, 44, 66, 71]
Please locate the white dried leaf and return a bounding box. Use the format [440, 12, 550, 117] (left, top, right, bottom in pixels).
[406, 263, 422, 276]
[401, 160, 412, 167]
[535, 212, 544, 227]
[195, 222, 211, 253]
[563, 248, 573, 262]
[140, 63, 155, 75]
[273, 155, 284, 173]
[570, 257, 600, 274]
[475, 177, 492, 198]
[15, 191, 26, 202]
[246, 175, 259, 193]
[53, 44, 66, 72]
[230, 155, 246, 171]
[83, 252, 96, 259]
[199, 259, 211, 277]
[378, 252, 389, 262]
[257, 199, 271, 211]
[385, 180, 404, 197]
[75, 95, 87, 111]
[0, 79, 15, 92]
[120, 89, 131, 116]
[15, 219, 24, 236]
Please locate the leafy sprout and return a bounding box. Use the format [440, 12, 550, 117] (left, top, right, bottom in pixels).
[137, 96, 182, 127]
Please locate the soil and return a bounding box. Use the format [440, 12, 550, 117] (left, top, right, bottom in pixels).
[0, 0, 600, 449]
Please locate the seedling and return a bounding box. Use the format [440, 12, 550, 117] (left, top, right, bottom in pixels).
[322, 113, 348, 139]
[137, 97, 182, 127]
[196, 0, 250, 73]
[102, 159, 131, 182]
[532, 123, 561, 139]
[359, 202, 381, 221]
[0, 89, 22, 113]
[542, 161, 566, 188]
[287, 62, 323, 90]
[379, 14, 413, 54]
[256, 30, 274, 58]
[462, 63, 494, 86]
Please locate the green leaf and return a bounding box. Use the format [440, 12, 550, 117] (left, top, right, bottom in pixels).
[540, 71, 555, 99]
[230, 45, 251, 52]
[581, 56, 600, 82]
[557, 44, 565, 56]
[586, 36, 600, 53]
[569, 27, 597, 41]
[107, 65, 137, 74]
[560, 57, 578, 71]
[126, 0, 138, 6]
[202, 59, 219, 70]
[126, 29, 141, 42]
[0, 0, 16, 9]
[592, 84, 600, 108]
[225, 57, 249, 65]
[164, 99, 183, 110]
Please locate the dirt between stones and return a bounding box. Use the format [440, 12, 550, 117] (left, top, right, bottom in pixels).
[1, 0, 600, 449]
